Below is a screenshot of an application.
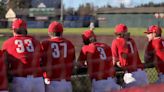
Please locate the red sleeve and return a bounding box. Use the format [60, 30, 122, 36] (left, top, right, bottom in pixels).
[0, 51, 8, 90]
[144, 41, 154, 63]
[154, 40, 164, 61]
[32, 39, 43, 70]
[77, 46, 87, 67]
[111, 40, 119, 63]
[40, 41, 48, 72]
[68, 41, 76, 62]
[131, 39, 141, 61]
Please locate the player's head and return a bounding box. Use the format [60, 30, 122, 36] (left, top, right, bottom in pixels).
[115, 23, 128, 34]
[114, 23, 130, 39]
[144, 25, 162, 38]
[48, 21, 63, 38]
[82, 30, 96, 45]
[11, 18, 27, 36]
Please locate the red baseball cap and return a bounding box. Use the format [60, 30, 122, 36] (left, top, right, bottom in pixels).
[144, 25, 162, 34]
[115, 24, 128, 34]
[82, 30, 96, 40]
[12, 19, 27, 30]
[48, 21, 63, 33]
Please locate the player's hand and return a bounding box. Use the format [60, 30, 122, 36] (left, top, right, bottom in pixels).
[44, 78, 50, 85]
[116, 62, 121, 67]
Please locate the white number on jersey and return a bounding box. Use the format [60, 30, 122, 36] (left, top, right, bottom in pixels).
[127, 41, 134, 54]
[15, 39, 34, 53]
[51, 43, 67, 58]
[97, 47, 107, 60]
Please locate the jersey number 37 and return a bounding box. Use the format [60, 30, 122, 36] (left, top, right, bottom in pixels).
[51, 43, 67, 58]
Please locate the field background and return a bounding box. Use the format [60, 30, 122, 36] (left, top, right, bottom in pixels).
[0, 27, 160, 59]
[0, 27, 160, 91]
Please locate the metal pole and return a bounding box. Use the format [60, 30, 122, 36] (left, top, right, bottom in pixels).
[60, 0, 63, 24]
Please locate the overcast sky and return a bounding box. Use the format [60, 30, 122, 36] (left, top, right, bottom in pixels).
[64, 0, 164, 9]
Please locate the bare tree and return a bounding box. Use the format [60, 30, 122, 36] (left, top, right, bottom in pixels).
[77, 3, 94, 16]
[0, 2, 6, 18]
[7, 0, 32, 9]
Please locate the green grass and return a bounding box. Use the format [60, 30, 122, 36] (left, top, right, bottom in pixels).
[1, 27, 164, 36]
[0, 27, 151, 36]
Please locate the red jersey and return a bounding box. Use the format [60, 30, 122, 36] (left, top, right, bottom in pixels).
[78, 42, 115, 80]
[41, 37, 75, 81]
[2, 35, 43, 77]
[112, 37, 143, 72]
[0, 50, 8, 90]
[145, 38, 164, 73]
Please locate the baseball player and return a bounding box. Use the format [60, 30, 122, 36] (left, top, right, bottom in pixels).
[77, 30, 121, 92]
[112, 24, 148, 88]
[144, 25, 164, 83]
[41, 21, 75, 92]
[2, 19, 45, 92]
[0, 50, 9, 92]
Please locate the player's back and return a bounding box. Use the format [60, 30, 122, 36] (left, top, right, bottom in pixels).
[41, 37, 75, 80]
[151, 38, 164, 73]
[112, 37, 143, 72]
[84, 42, 115, 80]
[151, 38, 164, 60]
[2, 35, 42, 77]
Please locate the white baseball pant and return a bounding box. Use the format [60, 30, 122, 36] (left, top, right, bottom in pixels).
[156, 73, 164, 83]
[45, 79, 72, 92]
[123, 69, 149, 88]
[92, 77, 121, 92]
[10, 76, 45, 92]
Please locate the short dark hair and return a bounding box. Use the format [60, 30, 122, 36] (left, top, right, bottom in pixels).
[14, 28, 27, 35]
[83, 37, 97, 45]
[115, 33, 124, 38]
[54, 32, 61, 36]
[48, 32, 62, 37]
[155, 32, 161, 37]
[83, 39, 90, 45]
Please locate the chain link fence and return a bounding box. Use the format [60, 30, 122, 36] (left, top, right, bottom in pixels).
[71, 66, 159, 92]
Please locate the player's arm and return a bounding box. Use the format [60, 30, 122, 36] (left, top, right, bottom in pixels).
[77, 49, 87, 68]
[76, 48, 87, 74]
[144, 43, 155, 68]
[40, 41, 51, 84]
[32, 40, 43, 68]
[40, 41, 47, 71]
[2, 43, 13, 83]
[144, 43, 154, 62]
[111, 40, 121, 67]
[0, 51, 9, 91]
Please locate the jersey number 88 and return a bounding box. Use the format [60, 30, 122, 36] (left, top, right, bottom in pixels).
[15, 39, 34, 53]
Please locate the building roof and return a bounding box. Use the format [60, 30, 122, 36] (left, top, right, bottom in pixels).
[96, 7, 164, 14]
[13, 8, 61, 16]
